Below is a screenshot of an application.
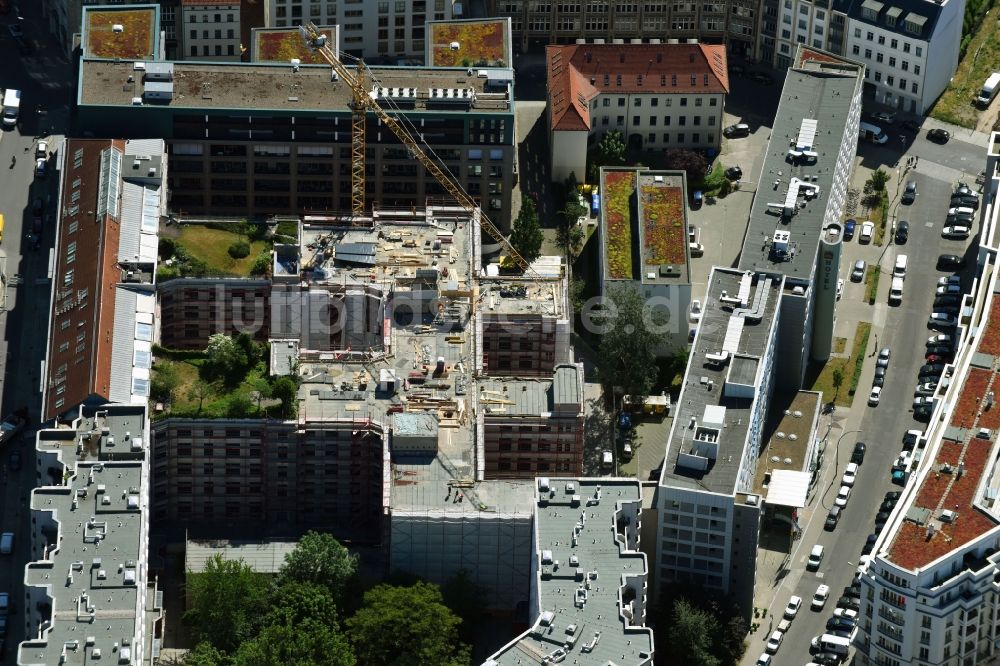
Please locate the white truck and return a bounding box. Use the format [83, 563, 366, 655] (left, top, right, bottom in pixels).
[2, 89, 21, 128]
[977, 72, 1000, 108]
[889, 277, 904, 305]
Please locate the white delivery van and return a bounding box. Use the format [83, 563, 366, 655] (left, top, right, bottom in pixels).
[819, 633, 850, 655]
[2, 89, 20, 128]
[977, 72, 1000, 108]
[894, 254, 908, 278]
[889, 277, 904, 304]
[859, 121, 888, 144]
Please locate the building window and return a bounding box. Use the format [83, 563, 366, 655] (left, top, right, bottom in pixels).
[903, 42, 911, 53]
[876, 53, 883, 63]
[911, 82, 918, 94]
[889, 57, 896, 67]
[887, 75, 894, 86]
[864, 48, 872, 58]
[914, 64, 920, 75]
[852, 44, 860, 55]
[877, 35, 885, 45]
[890, 38, 898, 49]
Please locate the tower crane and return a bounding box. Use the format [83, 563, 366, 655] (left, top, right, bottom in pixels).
[299, 21, 534, 275]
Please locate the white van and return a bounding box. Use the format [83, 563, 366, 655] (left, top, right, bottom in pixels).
[859, 121, 888, 144]
[819, 633, 850, 655]
[894, 254, 908, 278]
[889, 277, 904, 304]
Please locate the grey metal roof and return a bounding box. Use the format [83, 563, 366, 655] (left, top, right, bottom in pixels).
[660, 268, 783, 494]
[729, 355, 760, 385]
[108, 287, 156, 405]
[185, 539, 299, 574]
[553, 364, 581, 408]
[738, 63, 862, 280]
[335, 242, 377, 266]
[847, 0, 944, 39]
[486, 478, 654, 665]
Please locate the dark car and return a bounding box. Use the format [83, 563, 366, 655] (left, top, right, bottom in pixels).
[723, 123, 750, 138]
[862, 533, 878, 555]
[927, 345, 954, 357]
[851, 441, 866, 464]
[880, 500, 898, 513]
[920, 363, 945, 377]
[8, 450, 20, 471]
[885, 491, 902, 502]
[938, 254, 967, 270]
[914, 405, 932, 421]
[751, 71, 773, 85]
[952, 193, 980, 208]
[901, 180, 917, 204]
[825, 506, 842, 530]
[927, 128, 951, 143]
[935, 294, 962, 307]
[813, 653, 844, 666]
[902, 119, 922, 132]
[876, 510, 891, 526]
[844, 582, 861, 598]
[873, 366, 886, 387]
[836, 597, 860, 612]
[895, 220, 909, 243]
[691, 190, 703, 209]
[827, 617, 855, 631]
[725, 165, 743, 180]
[844, 219, 856, 240]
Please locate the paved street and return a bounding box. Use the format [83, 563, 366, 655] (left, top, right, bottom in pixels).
[741, 117, 987, 665]
[0, 4, 73, 662]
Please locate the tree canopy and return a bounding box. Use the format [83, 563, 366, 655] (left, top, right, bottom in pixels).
[663, 149, 708, 189]
[594, 284, 668, 396]
[346, 582, 471, 666]
[276, 531, 359, 608]
[509, 195, 543, 264]
[183, 555, 270, 654]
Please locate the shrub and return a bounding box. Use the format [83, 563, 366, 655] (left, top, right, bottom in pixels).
[250, 251, 271, 276]
[158, 237, 176, 260]
[228, 241, 251, 259]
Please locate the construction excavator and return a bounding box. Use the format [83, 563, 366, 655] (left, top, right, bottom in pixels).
[299, 21, 535, 276]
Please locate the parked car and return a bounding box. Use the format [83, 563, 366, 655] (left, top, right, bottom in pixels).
[825, 506, 841, 530]
[937, 275, 962, 286]
[935, 294, 962, 307]
[784, 595, 803, 619]
[812, 584, 830, 610]
[834, 607, 860, 622]
[872, 110, 897, 124]
[868, 386, 882, 406]
[35, 140, 47, 159]
[851, 441, 866, 464]
[937, 254, 966, 270]
[895, 220, 909, 243]
[723, 123, 751, 138]
[807, 545, 825, 570]
[914, 396, 934, 410]
[942, 225, 970, 240]
[836, 596, 860, 612]
[928, 334, 953, 346]
[873, 366, 886, 387]
[927, 128, 951, 143]
[901, 180, 917, 204]
[877, 347, 891, 367]
[844, 219, 856, 240]
[862, 533, 878, 555]
[951, 193, 980, 208]
[755, 653, 772, 666]
[919, 364, 945, 378]
[751, 72, 774, 85]
[915, 383, 938, 397]
[7, 451, 20, 471]
[837, 278, 844, 301]
[937, 283, 963, 295]
[928, 313, 957, 328]
[885, 491, 902, 503]
[850, 259, 866, 282]
[860, 221, 875, 243]
[34, 158, 46, 179]
[835, 485, 852, 507]
[725, 165, 743, 180]
[901, 119, 922, 132]
[926, 346, 953, 359]
[7, 24, 22, 39]
[765, 631, 783, 654]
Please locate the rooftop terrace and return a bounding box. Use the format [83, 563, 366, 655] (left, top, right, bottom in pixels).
[660, 268, 782, 494]
[79, 59, 512, 113]
[885, 293, 1000, 570]
[485, 478, 653, 666]
[738, 60, 863, 280]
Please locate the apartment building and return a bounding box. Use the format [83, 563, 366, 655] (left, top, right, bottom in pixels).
[654, 46, 863, 619]
[488, 0, 757, 57]
[547, 43, 728, 182]
[478, 366, 585, 479]
[845, 0, 963, 114]
[756, 0, 851, 69]
[263, 0, 462, 60]
[596, 167, 693, 353]
[485, 477, 654, 665]
[18, 404, 162, 666]
[158, 278, 270, 349]
[41, 137, 166, 422]
[180, 0, 241, 61]
[856, 135, 1000, 666]
[76, 57, 517, 230]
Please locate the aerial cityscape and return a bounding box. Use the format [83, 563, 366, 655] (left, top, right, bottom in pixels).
[1, 0, 1000, 665]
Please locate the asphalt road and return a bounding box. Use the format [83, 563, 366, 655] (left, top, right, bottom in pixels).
[0, 4, 73, 661]
[768, 142, 981, 666]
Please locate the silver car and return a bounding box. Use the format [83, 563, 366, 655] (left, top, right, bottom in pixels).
[851, 259, 866, 282]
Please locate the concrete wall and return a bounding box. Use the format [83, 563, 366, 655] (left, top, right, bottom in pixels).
[550, 129, 588, 184]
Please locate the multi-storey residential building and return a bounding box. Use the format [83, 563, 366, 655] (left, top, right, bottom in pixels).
[488, 0, 757, 57]
[76, 57, 517, 231]
[547, 43, 729, 181]
[845, 0, 963, 114]
[180, 0, 241, 61]
[158, 278, 270, 349]
[485, 477, 654, 665]
[596, 167, 693, 353]
[655, 46, 864, 619]
[41, 137, 165, 422]
[856, 134, 1000, 666]
[18, 404, 162, 666]
[757, 0, 851, 69]
[262, 0, 462, 60]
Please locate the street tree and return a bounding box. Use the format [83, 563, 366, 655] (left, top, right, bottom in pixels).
[662, 599, 722, 666]
[277, 531, 359, 607]
[183, 555, 270, 654]
[345, 582, 471, 666]
[509, 195, 543, 264]
[595, 284, 667, 397]
[831, 366, 845, 401]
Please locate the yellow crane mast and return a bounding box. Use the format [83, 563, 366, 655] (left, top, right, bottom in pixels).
[299, 21, 534, 275]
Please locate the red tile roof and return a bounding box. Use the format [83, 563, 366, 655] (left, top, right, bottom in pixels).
[546, 44, 729, 132]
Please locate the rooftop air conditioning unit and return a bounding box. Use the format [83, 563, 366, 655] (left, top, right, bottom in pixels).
[112, 24, 124, 33]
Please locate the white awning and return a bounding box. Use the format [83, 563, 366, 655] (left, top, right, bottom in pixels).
[766, 470, 811, 508]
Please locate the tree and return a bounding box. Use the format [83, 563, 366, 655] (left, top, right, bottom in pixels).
[187, 379, 216, 414]
[206, 333, 248, 381]
[831, 366, 845, 401]
[181, 642, 230, 666]
[555, 222, 585, 258]
[250, 377, 272, 415]
[663, 149, 708, 188]
[150, 363, 179, 403]
[271, 376, 299, 419]
[277, 532, 359, 608]
[663, 599, 722, 666]
[596, 130, 627, 166]
[595, 284, 667, 397]
[158, 237, 177, 261]
[345, 582, 471, 666]
[183, 555, 271, 654]
[233, 621, 355, 666]
[509, 195, 543, 264]
[225, 391, 254, 418]
[235, 332, 263, 368]
[229, 241, 251, 259]
[868, 168, 890, 192]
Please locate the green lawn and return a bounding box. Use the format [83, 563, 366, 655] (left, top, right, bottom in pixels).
[811, 322, 872, 407]
[864, 265, 882, 304]
[176, 225, 270, 277]
[929, 14, 1000, 129]
[152, 356, 272, 418]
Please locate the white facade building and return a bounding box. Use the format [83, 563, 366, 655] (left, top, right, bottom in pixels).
[262, 0, 462, 60]
[845, 0, 963, 114]
[857, 135, 1000, 666]
[181, 0, 241, 61]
